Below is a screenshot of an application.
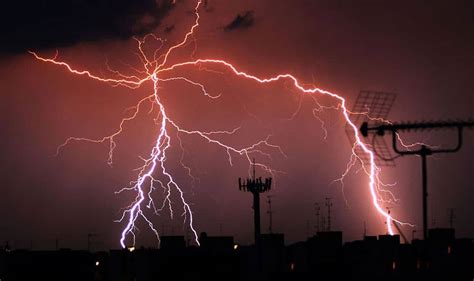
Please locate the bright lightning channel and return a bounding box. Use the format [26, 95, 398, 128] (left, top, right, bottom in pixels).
[30, 0, 412, 248]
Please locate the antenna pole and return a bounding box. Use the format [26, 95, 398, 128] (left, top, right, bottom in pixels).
[252, 158, 256, 181]
[238, 159, 272, 271]
[361, 118, 474, 240]
[325, 198, 332, 231]
[267, 195, 274, 233]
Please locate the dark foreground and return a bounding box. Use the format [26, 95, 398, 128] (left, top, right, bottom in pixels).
[1, 228, 473, 280]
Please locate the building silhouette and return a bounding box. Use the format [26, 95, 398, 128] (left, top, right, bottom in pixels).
[0, 227, 472, 280]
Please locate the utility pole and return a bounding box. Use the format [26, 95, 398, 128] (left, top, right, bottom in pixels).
[266, 195, 274, 233]
[325, 198, 332, 231]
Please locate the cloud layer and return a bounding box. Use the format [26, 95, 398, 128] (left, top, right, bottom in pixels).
[0, 0, 174, 55]
[224, 11, 255, 31]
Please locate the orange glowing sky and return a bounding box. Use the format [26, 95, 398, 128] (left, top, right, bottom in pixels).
[0, 0, 473, 249]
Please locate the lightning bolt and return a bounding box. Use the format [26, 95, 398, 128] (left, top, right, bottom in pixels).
[30, 0, 410, 247]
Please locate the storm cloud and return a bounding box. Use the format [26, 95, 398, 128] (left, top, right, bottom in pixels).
[224, 11, 255, 31]
[0, 0, 174, 56]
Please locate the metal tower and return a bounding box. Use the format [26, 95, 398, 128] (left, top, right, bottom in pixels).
[266, 195, 274, 233]
[238, 159, 272, 246]
[325, 197, 332, 231]
[314, 202, 321, 233]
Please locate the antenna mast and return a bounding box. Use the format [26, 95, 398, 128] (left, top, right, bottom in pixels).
[314, 202, 320, 233]
[325, 197, 332, 231]
[362, 118, 474, 239]
[238, 158, 272, 246]
[266, 195, 274, 233]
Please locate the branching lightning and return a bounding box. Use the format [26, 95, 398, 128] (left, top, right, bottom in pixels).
[30, 0, 411, 247]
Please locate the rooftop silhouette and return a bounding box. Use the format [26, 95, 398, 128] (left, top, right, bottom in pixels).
[1, 227, 473, 280]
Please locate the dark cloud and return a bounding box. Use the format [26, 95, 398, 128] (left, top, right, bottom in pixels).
[224, 11, 255, 31]
[0, 0, 174, 56]
[164, 25, 175, 33]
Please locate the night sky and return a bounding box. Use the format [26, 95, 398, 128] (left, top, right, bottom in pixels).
[0, 0, 473, 250]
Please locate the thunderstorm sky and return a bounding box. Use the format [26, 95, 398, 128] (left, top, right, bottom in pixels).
[0, 0, 473, 249]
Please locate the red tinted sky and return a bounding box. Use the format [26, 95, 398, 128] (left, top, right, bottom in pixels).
[0, 0, 473, 249]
